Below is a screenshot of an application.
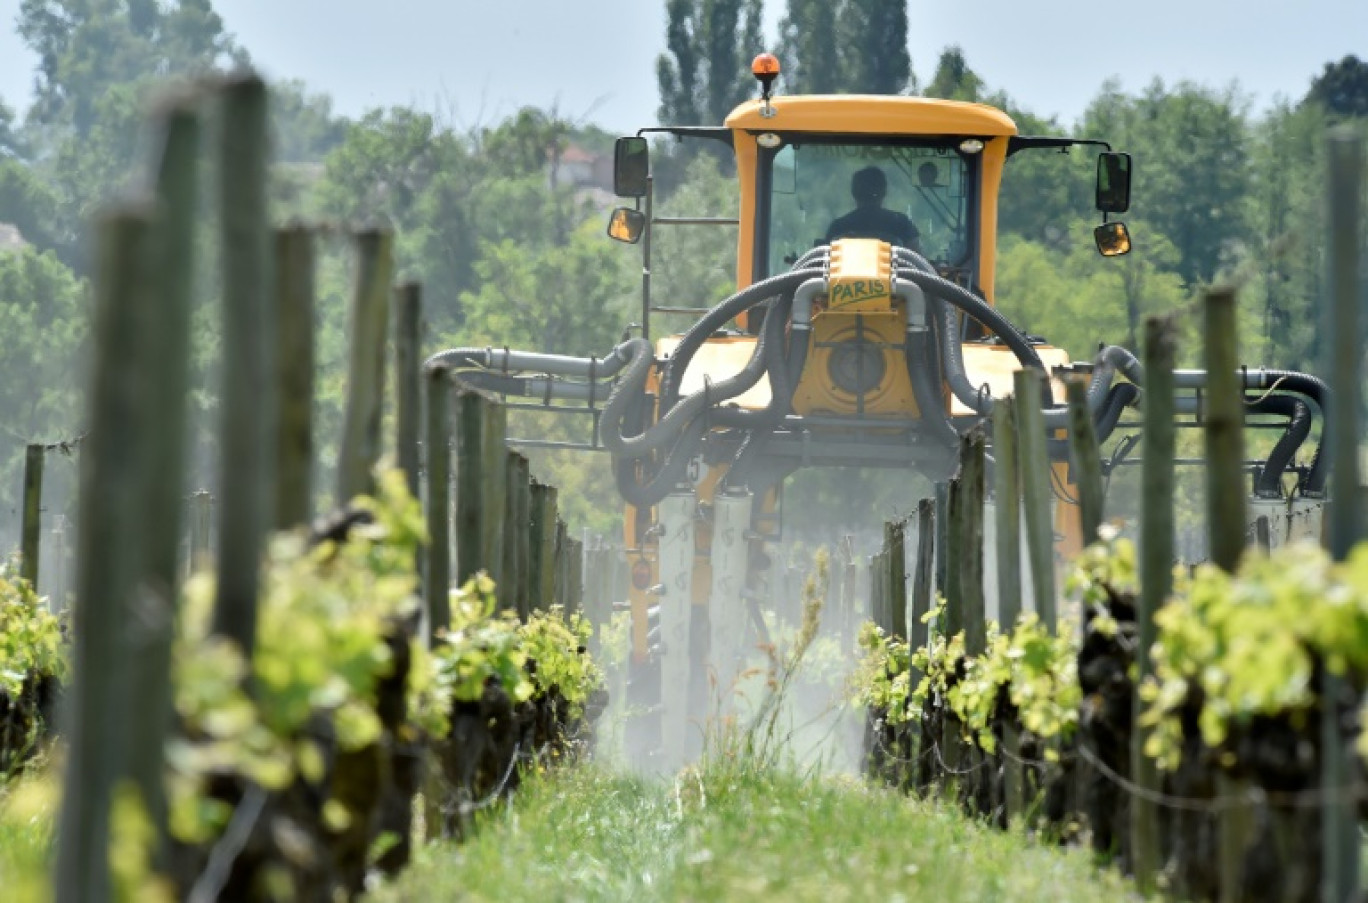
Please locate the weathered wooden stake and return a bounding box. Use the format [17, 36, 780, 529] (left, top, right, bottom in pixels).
[910, 499, 934, 652]
[507, 454, 532, 620]
[1132, 315, 1176, 892]
[190, 491, 212, 574]
[960, 430, 987, 657]
[1013, 369, 1056, 632]
[1065, 376, 1105, 545]
[870, 551, 887, 632]
[274, 225, 315, 530]
[1204, 288, 1246, 574]
[211, 74, 272, 660]
[454, 387, 499, 587]
[943, 478, 963, 638]
[528, 482, 553, 615]
[993, 399, 1022, 630]
[541, 491, 560, 610]
[21, 444, 43, 588]
[886, 521, 907, 639]
[127, 98, 200, 857]
[1207, 287, 1255, 903]
[55, 205, 158, 903]
[1321, 125, 1363, 903]
[393, 282, 422, 499]
[424, 366, 452, 640]
[933, 481, 949, 601]
[481, 401, 508, 592]
[336, 228, 394, 502]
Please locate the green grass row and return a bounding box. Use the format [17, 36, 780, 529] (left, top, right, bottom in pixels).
[374, 764, 1147, 902]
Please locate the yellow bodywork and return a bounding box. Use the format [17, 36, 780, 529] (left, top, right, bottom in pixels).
[826, 239, 894, 313]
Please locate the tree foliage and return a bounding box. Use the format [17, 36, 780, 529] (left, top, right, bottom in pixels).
[778, 0, 911, 95]
[923, 46, 983, 102]
[1305, 54, 1368, 119]
[656, 0, 763, 125]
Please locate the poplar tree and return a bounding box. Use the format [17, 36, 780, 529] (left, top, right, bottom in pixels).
[838, 0, 912, 94]
[656, 0, 763, 125]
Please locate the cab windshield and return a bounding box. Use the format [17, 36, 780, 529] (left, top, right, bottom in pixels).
[765, 139, 974, 275]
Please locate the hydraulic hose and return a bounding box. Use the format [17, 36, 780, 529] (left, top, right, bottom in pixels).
[712, 292, 805, 429]
[613, 415, 709, 509]
[1173, 368, 1329, 495]
[1249, 394, 1312, 498]
[1094, 382, 1140, 443]
[905, 328, 961, 452]
[1044, 381, 1141, 461]
[661, 268, 824, 414]
[893, 266, 1045, 372]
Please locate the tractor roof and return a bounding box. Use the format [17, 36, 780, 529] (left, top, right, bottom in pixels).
[724, 95, 1018, 138]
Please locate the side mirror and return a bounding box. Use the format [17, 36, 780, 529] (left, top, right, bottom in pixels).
[607, 207, 645, 244]
[614, 136, 650, 197]
[1094, 221, 1132, 257]
[1096, 152, 1132, 213]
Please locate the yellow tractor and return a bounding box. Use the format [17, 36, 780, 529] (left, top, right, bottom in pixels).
[431, 55, 1328, 766]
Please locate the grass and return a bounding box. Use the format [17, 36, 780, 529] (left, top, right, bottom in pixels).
[372, 764, 1148, 902]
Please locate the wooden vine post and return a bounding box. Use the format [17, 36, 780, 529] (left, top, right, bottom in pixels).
[506, 453, 532, 620]
[336, 228, 394, 503]
[869, 551, 888, 633]
[211, 74, 272, 661]
[992, 398, 1022, 630]
[393, 282, 422, 500]
[423, 365, 452, 640]
[1013, 368, 1056, 632]
[885, 520, 907, 639]
[1132, 315, 1175, 891]
[1065, 376, 1104, 544]
[274, 224, 315, 530]
[1204, 287, 1254, 903]
[126, 97, 201, 856]
[189, 491, 212, 574]
[454, 387, 502, 589]
[933, 481, 950, 600]
[1322, 126, 1363, 903]
[528, 482, 554, 615]
[55, 204, 159, 903]
[959, 430, 987, 658]
[21, 444, 43, 588]
[942, 478, 963, 639]
[910, 498, 935, 793]
[909, 499, 934, 651]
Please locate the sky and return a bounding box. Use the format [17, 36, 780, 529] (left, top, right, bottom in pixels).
[1, 0, 1365, 134]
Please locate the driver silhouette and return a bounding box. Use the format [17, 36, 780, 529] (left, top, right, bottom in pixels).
[824, 166, 919, 250]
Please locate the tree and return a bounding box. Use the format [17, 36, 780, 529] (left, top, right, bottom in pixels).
[0, 247, 89, 548]
[778, 0, 912, 95]
[924, 46, 983, 102]
[19, 0, 244, 136]
[1241, 99, 1327, 372]
[656, 0, 763, 125]
[837, 0, 911, 94]
[14, 1, 247, 270]
[1305, 55, 1368, 118]
[272, 80, 349, 164]
[777, 0, 839, 95]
